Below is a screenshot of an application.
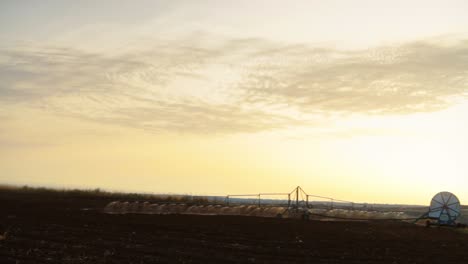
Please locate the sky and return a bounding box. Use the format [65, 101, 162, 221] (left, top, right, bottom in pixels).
[1, 0, 468, 205]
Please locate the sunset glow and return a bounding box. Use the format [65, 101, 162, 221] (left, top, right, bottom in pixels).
[1, 0, 468, 205]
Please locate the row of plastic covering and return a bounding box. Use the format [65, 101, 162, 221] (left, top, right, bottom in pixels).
[310, 208, 408, 220]
[104, 201, 409, 220]
[104, 201, 287, 217]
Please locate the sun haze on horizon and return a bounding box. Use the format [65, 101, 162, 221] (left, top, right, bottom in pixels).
[1, 0, 468, 205]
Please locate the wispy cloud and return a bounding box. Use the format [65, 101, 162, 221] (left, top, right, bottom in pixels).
[1, 35, 467, 134]
[238, 39, 468, 114]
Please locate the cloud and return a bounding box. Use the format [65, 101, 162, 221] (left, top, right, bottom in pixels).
[0, 35, 467, 134]
[0, 41, 303, 134]
[238, 39, 468, 114]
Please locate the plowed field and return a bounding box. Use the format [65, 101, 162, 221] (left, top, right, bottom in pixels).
[1, 191, 468, 263]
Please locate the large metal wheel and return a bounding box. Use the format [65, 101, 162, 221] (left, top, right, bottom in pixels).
[428, 192, 461, 225]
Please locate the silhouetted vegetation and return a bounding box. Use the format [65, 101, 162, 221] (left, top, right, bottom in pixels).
[0, 184, 210, 204]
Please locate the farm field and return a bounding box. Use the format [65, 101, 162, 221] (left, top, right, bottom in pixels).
[1, 190, 468, 263]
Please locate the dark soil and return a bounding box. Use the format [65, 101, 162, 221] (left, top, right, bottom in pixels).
[1, 190, 468, 263]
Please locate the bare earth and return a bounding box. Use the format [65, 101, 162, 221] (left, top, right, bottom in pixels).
[1, 191, 468, 263]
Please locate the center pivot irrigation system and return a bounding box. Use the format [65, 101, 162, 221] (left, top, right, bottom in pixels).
[225, 186, 368, 212]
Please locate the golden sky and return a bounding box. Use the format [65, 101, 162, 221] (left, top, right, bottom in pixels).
[1, 0, 468, 204]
